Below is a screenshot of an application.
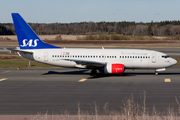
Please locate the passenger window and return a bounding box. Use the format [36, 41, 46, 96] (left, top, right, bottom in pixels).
[122, 56, 124, 58]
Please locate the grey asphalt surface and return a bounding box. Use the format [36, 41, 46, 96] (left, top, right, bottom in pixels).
[0, 67, 180, 115]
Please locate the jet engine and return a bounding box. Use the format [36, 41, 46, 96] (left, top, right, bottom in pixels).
[104, 63, 124, 74]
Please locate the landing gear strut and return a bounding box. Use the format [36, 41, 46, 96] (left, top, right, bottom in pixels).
[90, 68, 97, 76]
[155, 71, 158, 75]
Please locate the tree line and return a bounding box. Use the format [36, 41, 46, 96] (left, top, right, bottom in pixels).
[0, 23, 14, 35]
[1, 20, 180, 36]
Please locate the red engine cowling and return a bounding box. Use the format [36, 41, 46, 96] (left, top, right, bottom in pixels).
[104, 63, 124, 74]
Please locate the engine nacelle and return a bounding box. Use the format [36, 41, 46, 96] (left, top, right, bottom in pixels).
[104, 63, 124, 74]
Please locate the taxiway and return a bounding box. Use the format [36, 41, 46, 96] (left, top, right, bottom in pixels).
[0, 67, 180, 115]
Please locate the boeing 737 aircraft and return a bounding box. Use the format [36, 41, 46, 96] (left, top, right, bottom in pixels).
[10, 13, 177, 76]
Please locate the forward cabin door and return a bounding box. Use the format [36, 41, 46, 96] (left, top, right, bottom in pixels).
[44, 52, 48, 62]
[152, 53, 156, 63]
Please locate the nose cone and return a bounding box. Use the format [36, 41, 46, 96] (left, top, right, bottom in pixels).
[171, 58, 178, 65]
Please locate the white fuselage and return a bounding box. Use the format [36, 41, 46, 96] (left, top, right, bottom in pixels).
[19, 48, 177, 70]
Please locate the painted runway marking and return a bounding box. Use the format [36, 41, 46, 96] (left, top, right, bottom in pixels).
[164, 78, 171, 82]
[78, 78, 87, 82]
[0, 78, 8, 82]
[2, 70, 11, 73]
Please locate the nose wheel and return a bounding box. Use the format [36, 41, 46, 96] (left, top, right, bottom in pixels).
[155, 71, 158, 75]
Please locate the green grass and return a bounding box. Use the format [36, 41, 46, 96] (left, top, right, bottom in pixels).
[0, 59, 54, 68]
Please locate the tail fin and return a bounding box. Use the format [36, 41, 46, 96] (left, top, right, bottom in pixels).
[11, 13, 60, 49]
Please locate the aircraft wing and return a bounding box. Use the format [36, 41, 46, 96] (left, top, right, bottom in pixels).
[64, 59, 106, 68]
[6, 48, 33, 54]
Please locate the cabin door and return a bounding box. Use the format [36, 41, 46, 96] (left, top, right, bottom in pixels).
[44, 52, 48, 62]
[152, 53, 156, 63]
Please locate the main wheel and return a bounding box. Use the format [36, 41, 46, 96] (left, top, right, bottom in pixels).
[90, 68, 97, 76]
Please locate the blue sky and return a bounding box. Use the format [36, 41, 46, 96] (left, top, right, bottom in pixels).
[1, 0, 180, 23]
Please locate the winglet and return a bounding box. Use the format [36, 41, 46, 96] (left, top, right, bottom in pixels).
[11, 13, 60, 49]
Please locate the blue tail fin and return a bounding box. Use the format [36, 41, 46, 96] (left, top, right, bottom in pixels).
[11, 13, 60, 49]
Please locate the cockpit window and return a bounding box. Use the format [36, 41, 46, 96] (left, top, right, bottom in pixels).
[162, 55, 170, 58]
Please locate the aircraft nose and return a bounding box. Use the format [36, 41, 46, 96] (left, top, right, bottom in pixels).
[171, 58, 177, 65]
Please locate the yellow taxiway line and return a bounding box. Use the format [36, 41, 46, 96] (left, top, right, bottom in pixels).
[2, 70, 11, 73]
[164, 78, 171, 82]
[0, 78, 8, 82]
[78, 78, 87, 82]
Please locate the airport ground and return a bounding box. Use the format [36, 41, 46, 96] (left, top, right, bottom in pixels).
[0, 67, 180, 115]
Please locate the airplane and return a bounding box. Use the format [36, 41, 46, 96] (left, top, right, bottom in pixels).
[9, 13, 177, 76]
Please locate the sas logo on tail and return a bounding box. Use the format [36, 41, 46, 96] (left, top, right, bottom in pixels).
[21, 39, 39, 47]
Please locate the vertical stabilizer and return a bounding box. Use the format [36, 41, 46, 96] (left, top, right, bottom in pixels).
[11, 13, 60, 49]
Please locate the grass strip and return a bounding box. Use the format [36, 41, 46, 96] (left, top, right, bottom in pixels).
[0, 59, 54, 68]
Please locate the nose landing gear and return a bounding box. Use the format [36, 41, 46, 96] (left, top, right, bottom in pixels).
[155, 71, 158, 75]
[155, 68, 166, 75]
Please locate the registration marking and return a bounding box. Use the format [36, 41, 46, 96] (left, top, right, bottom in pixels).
[164, 78, 171, 82]
[0, 78, 8, 82]
[2, 70, 11, 73]
[78, 78, 87, 82]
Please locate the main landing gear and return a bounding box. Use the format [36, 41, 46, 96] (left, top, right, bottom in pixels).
[90, 68, 97, 76]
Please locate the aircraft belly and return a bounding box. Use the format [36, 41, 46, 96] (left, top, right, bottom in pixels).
[48, 59, 76, 67]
